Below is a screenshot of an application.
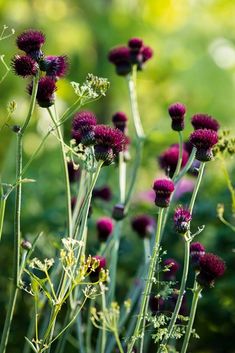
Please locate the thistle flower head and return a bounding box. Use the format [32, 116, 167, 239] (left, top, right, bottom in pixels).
[11, 55, 38, 77]
[112, 203, 125, 221]
[93, 186, 112, 202]
[153, 178, 175, 208]
[108, 46, 132, 76]
[16, 29, 45, 59]
[72, 111, 97, 146]
[141, 46, 153, 62]
[191, 114, 220, 132]
[168, 102, 186, 131]
[128, 37, 143, 50]
[190, 129, 218, 161]
[94, 125, 128, 165]
[159, 145, 189, 178]
[112, 112, 128, 132]
[97, 217, 114, 242]
[174, 206, 192, 234]
[197, 253, 225, 287]
[92, 255, 107, 271]
[190, 242, 205, 270]
[131, 215, 155, 238]
[163, 258, 180, 280]
[41, 55, 68, 78]
[28, 76, 56, 108]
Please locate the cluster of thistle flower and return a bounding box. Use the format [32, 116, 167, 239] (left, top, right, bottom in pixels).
[11, 29, 68, 107]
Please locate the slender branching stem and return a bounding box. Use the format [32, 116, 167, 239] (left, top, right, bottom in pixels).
[172, 131, 183, 181]
[114, 331, 125, 353]
[180, 282, 202, 353]
[127, 208, 164, 353]
[101, 285, 107, 353]
[189, 162, 205, 214]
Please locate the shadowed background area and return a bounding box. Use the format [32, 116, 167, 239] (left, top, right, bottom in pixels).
[0, 0, 235, 352]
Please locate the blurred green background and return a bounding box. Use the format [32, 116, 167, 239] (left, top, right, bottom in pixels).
[0, 0, 235, 352]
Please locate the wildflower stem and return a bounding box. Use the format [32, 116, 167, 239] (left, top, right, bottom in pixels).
[180, 282, 202, 353]
[114, 331, 125, 353]
[0, 196, 6, 241]
[189, 162, 205, 214]
[48, 107, 72, 237]
[119, 151, 126, 203]
[0, 74, 39, 353]
[172, 131, 183, 181]
[174, 148, 196, 183]
[127, 208, 164, 353]
[101, 285, 107, 353]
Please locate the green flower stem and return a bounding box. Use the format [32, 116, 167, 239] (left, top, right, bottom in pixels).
[101, 285, 107, 353]
[174, 148, 196, 184]
[119, 151, 126, 203]
[157, 239, 190, 353]
[189, 162, 205, 214]
[172, 131, 183, 181]
[0, 195, 6, 241]
[127, 208, 164, 353]
[0, 74, 39, 353]
[114, 331, 125, 353]
[127, 67, 145, 140]
[47, 107, 72, 237]
[180, 282, 202, 353]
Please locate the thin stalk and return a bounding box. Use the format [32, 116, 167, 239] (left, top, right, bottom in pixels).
[172, 131, 183, 181]
[85, 301, 93, 353]
[119, 151, 126, 203]
[180, 283, 202, 353]
[114, 331, 125, 353]
[127, 209, 164, 353]
[0, 74, 39, 353]
[0, 196, 6, 240]
[189, 162, 205, 214]
[101, 285, 107, 353]
[47, 107, 72, 237]
[174, 148, 196, 183]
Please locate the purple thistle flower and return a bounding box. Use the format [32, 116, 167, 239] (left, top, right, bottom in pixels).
[11, 55, 38, 77]
[112, 203, 125, 221]
[163, 258, 180, 280]
[190, 242, 205, 270]
[197, 253, 226, 287]
[90, 255, 107, 282]
[94, 125, 128, 165]
[191, 114, 220, 132]
[71, 129, 82, 144]
[40, 55, 68, 78]
[72, 111, 97, 146]
[16, 29, 45, 60]
[112, 112, 128, 132]
[159, 145, 189, 178]
[97, 217, 114, 242]
[108, 46, 132, 76]
[141, 46, 153, 63]
[128, 37, 143, 50]
[174, 206, 192, 234]
[93, 186, 112, 202]
[168, 102, 186, 131]
[153, 178, 175, 208]
[190, 129, 218, 161]
[28, 76, 56, 108]
[131, 215, 155, 238]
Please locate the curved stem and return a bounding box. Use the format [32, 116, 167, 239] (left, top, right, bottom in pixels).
[180, 283, 202, 353]
[21, 73, 39, 133]
[127, 209, 164, 353]
[174, 148, 196, 183]
[189, 162, 205, 214]
[47, 107, 72, 237]
[114, 331, 125, 353]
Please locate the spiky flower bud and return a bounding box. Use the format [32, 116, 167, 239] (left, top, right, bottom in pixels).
[112, 112, 128, 132]
[190, 129, 218, 161]
[97, 217, 114, 242]
[72, 111, 97, 146]
[112, 204, 125, 221]
[168, 102, 186, 131]
[28, 76, 56, 108]
[159, 145, 189, 178]
[197, 253, 225, 287]
[174, 206, 192, 234]
[108, 46, 132, 76]
[191, 114, 220, 132]
[16, 29, 45, 60]
[40, 55, 68, 78]
[153, 179, 174, 208]
[190, 242, 205, 270]
[131, 215, 155, 238]
[11, 55, 38, 77]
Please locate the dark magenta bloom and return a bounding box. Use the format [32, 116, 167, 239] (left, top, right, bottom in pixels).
[92, 255, 107, 271]
[197, 253, 225, 287]
[168, 102, 186, 131]
[190, 242, 205, 270]
[28, 76, 56, 107]
[41, 55, 68, 78]
[112, 203, 125, 221]
[128, 37, 143, 50]
[94, 125, 128, 165]
[16, 29, 45, 59]
[163, 258, 180, 280]
[97, 217, 114, 242]
[131, 215, 155, 238]
[112, 112, 128, 132]
[174, 206, 192, 234]
[159, 145, 189, 178]
[190, 129, 218, 161]
[191, 114, 220, 132]
[11, 55, 38, 77]
[72, 111, 97, 146]
[108, 46, 132, 76]
[141, 46, 153, 63]
[153, 179, 175, 208]
[93, 186, 112, 202]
